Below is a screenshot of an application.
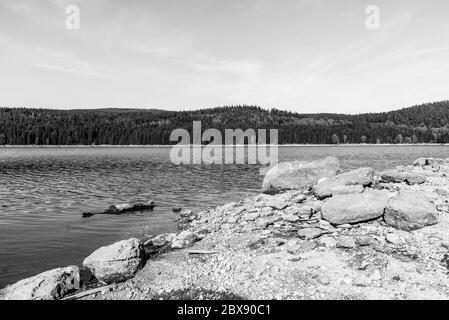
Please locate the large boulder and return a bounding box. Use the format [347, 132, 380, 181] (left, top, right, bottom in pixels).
[379, 169, 426, 185]
[262, 157, 341, 194]
[313, 167, 374, 199]
[83, 238, 144, 284]
[321, 190, 389, 225]
[384, 190, 438, 231]
[0, 266, 79, 300]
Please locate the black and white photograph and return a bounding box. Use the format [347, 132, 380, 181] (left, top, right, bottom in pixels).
[1, 0, 449, 308]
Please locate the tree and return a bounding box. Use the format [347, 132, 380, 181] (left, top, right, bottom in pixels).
[361, 135, 367, 144]
[331, 134, 340, 144]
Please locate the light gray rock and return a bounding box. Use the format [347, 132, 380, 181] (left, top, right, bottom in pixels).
[83, 238, 144, 284]
[313, 167, 374, 199]
[267, 199, 289, 210]
[259, 207, 274, 217]
[0, 266, 79, 300]
[286, 240, 317, 254]
[337, 236, 357, 249]
[262, 157, 341, 194]
[330, 185, 364, 195]
[147, 233, 176, 247]
[283, 214, 300, 223]
[171, 239, 188, 249]
[242, 212, 260, 221]
[284, 205, 301, 215]
[379, 169, 426, 185]
[384, 190, 438, 231]
[297, 227, 323, 240]
[413, 158, 448, 167]
[292, 194, 307, 203]
[319, 237, 337, 248]
[321, 190, 389, 225]
[176, 230, 197, 242]
[385, 233, 402, 245]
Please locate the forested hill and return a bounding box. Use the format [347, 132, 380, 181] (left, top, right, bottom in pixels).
[1, 101, 449, 145]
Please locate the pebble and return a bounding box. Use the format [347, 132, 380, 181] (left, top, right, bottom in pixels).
[317, 275, 331, 285]
[319, 236, 337, 248]
[242, 212, 260, 221]
[283, 214, 300, 223]
[385, 233, 402, 245]
[297, 227, 323, 240]
[267, 200, 289, 210]
[337, 236, 357, 249]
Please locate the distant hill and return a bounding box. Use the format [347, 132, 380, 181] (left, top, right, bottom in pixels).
[1, 101, 449, 145]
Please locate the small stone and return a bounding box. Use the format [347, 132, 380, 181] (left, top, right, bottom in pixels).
[319, 236, 337, 248]
[176, 230, 197, 242]
[255, 219, 269, 229]
[283, 214, 299, 223]
[284, 206, 301, 215]
[353, 275, 371, 287]
[242, 212, 260, 221]
[227, 217, 239, 224]
[287, 240, 317, 254]
[385, 233, 401, 245]
[355, 236, 372, 246]
[180, 209, 192, 217]
[171, 239, 188, 249]
[297, 227, 323, 240]
[267, 200, 289, 210]
[370, 269, 382, 281]
[260, 207, 274, 217]
[292, 194, 307, 203]
[337, 236, 357, 249]
[317, 275, 331, 285]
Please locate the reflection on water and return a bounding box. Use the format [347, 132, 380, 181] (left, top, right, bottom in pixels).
[0, 145, 448, 287]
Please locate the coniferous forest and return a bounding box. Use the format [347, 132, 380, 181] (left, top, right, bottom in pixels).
[1, 101, 449, 145]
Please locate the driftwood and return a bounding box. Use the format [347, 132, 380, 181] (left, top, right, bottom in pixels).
[186, 249, 219, 255]
[61, 284, 115, 300]
[82, 201, 155, 218]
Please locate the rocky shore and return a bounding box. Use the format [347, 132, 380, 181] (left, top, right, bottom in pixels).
[3, 156, 449, 300]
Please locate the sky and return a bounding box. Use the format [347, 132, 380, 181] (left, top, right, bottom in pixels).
[0, 0, 448, 114]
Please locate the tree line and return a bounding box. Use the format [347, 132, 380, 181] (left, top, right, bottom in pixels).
[1, 101, 449, 145]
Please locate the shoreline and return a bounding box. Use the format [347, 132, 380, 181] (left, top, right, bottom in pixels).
[2, 156, 449, 300]
[1, 143, 449, 148]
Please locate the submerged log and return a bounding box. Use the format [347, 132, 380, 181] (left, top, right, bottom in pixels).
[82, 201, 155, 218]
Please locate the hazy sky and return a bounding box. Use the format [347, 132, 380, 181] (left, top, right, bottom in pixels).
[0, 0, 448, 113]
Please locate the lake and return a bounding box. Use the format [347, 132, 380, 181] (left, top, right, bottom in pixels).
[1, 145, 448, 288]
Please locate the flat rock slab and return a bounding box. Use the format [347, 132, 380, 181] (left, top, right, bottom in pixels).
[262, 157, 340, 194]
[384, 190, 438, 231]
[379, 169, 426, 185]
[0, 266, 79, 300]
[313, 167, 374, 199]
[321, 190, 390, 225]
[83, 238, 144, 284]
